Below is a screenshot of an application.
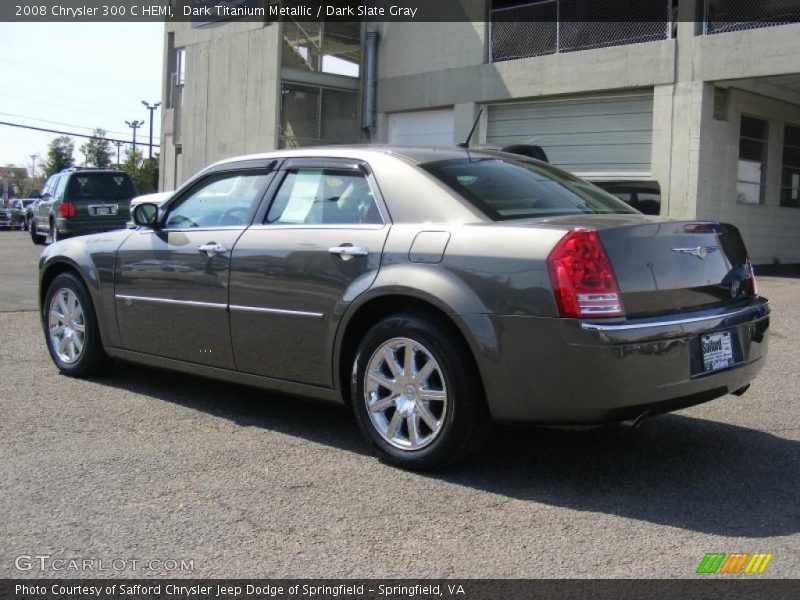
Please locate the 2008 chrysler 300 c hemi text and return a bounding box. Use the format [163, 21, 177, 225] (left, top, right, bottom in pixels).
[38, 147, 770, 469]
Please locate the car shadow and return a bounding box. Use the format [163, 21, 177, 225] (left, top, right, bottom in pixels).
[92, 362, 799, 538]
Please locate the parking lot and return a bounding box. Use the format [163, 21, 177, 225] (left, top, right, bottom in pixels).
[0, 230, 798, 579]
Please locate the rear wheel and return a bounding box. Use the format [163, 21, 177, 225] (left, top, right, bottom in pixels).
[30, 218, 45, 245]
[352, 313, 490, 470]
[43, 273, 108, 377]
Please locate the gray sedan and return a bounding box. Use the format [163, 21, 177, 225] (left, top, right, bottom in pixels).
[38, 147, 770, 469]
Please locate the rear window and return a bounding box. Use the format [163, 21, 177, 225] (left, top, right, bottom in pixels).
[66, 172, 136, 201]
[421, 158, 639, 220]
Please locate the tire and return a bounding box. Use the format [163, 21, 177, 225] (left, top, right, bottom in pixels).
[30, 218, 45, 245]
[351, 312, 490, 470]
[43, 272, 108, 377]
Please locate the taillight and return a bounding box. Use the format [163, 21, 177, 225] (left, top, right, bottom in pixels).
[547, 229, 624, 318]
[744, 259, 757, 297]
[59, 201, 76, 218]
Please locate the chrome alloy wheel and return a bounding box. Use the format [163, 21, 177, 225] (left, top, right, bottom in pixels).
[364, 337, 448, 450]
[48, 288, 86, 364]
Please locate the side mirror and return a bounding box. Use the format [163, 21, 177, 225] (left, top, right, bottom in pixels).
[132, 203, 159, 228]
[41, 192, 52, 200]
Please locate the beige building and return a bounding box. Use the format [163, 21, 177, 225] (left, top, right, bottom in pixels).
[160, 0, 800, 264]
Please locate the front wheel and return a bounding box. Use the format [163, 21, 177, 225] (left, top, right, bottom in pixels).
[43, 273, 108, 376]
[352, 313, 490, 470]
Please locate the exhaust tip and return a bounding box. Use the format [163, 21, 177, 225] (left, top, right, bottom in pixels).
[619, 411, 652, 429]
[732, 384, 750, 397]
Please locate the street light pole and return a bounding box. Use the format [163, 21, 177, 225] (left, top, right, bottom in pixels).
[29, 154, 38, 178]
[125, 120, 144, 162]
[141, 100, 162, 160]
[112, 141, 124, 167]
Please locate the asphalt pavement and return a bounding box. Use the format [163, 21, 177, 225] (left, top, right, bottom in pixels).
[0, 230, 798, 578]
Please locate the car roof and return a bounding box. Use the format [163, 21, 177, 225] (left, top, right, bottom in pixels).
[205, 145, 508, 170]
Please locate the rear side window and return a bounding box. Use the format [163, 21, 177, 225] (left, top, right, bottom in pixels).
[66, 173, 137, 201]
[267, 169, 383, 225]
[421, 158, 638, 220]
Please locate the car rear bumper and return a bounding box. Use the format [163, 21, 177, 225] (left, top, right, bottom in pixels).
[57, 217, 128, 236]
[473, 297, 770, 424]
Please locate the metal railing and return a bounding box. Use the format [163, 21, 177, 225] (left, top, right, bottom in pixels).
[704, 0, 800, 35]
[490, 0, 674, 62]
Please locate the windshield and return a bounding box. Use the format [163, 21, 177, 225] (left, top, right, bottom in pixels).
[421, 157, 639, 220]
[66, 172, 136, 201]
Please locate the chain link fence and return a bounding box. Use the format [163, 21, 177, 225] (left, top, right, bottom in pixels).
[490, 0, 674, 63]
[705, 0, 800, 35]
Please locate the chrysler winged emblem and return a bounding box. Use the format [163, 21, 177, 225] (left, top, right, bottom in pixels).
[671, 246, 719, 260]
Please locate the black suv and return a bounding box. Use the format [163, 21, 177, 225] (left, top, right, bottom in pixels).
[30, 168, 137, 244]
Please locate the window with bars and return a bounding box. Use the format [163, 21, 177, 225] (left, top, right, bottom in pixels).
[780, 124, 800, 208]
[737, 116, 768, 205]
[279, 83, 358, 149]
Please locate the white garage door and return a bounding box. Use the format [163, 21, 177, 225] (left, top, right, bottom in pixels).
[388, 110, 455, 146]
[486, 91, 654, 176]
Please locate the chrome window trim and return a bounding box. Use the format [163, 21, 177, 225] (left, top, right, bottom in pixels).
[229, 305, 324, 319]
[580, 305, 763, 332]
[115, 294, 227, 310]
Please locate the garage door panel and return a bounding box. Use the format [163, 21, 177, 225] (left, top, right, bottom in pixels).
[389, 110, 454, 146]
[493, 130, 653, 146]
[488, 113, 654, 137]
[487, 92, 654, 175]
[490, 98, 654, 121]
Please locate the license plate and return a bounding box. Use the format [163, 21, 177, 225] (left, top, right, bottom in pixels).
[89, 205, 118, 216]
[701, 331, 734, 372]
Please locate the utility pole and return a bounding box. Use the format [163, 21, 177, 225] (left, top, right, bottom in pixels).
[112, 141, 124, 167]
[125, 120, 144, 161]
[29, 154, 38, 178]
[141, 100, 161, 160]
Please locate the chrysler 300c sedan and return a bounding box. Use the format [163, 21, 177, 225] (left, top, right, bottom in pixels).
[38, 147, 770, 469]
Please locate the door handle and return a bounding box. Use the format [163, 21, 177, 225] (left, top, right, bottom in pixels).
[329, 245, 369, 261]
[198, 242, 228, 257]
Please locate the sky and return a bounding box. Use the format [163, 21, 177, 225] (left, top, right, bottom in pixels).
[0, 22, 164, 176]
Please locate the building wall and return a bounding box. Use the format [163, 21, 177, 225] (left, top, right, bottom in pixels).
[696, 88, 800, 264]
[161, 21, 282, 188]
[159, 14, 800, 262]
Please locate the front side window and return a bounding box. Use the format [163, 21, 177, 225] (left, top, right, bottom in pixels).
[737, 116, 768, 205]
[267, 169, 382, 225]
[421, 157, 638, 220]
[165, 172, 270, 229]
[780, 124, 800, 208]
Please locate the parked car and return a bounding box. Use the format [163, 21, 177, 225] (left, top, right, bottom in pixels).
[593, 181, 662, 215]
[127, 191, 173, 227]
[38, 147, 770, 470]
[9, 198, 37, 230]
[0, 205, 11, 230]
[30, 168, 137, 245]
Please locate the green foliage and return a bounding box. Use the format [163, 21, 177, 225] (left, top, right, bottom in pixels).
[43, 136, 75, 176]
[81, 128, 113, 168]
[120, 147, 159, 194]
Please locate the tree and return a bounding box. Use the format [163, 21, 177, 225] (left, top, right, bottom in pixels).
[120, 147, 159, 194]
[43, 136, 74, 176]
[83, 128, 113, 168]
